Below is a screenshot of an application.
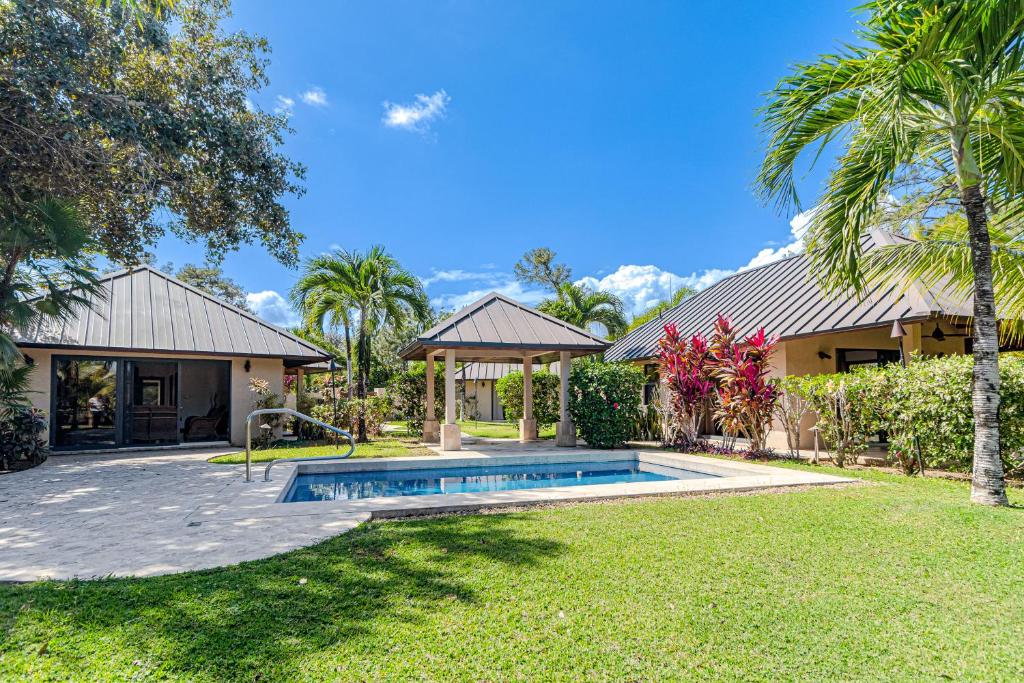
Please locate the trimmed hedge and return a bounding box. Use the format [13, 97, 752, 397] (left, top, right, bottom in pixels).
[782, 354, 1024, 474]
[495, 370, 560, 427]
[569, 361, 645, 449]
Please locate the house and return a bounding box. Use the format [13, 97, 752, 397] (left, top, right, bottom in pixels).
[456, 361, 560, 421]
[605, 230, 995, 448]
[11, 266, 330, 451]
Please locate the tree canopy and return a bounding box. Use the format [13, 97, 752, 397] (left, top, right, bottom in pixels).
[513, 248, 572, 292]
[0, 0, 306, 266]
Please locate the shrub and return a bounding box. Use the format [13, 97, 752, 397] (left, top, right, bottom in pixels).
[708, 319, 779, 453]
[656, 323, 714, 448]
[773, 375, 812, 456]
[249, 377, 285, 448]
[0, 407, 47, 470]
[787, 373, 873, 468]
[569, 361, 645, 448]
[310, 395, 392, 439]
[388, 363, 445, 435]
[495, 369, 560, 427]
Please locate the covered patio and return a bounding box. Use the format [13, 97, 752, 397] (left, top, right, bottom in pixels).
[398, 293, 609, 450]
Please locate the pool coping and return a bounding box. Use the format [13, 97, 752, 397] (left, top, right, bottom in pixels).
[191, 450, 853, 524]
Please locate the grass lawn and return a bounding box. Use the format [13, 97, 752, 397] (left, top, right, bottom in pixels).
[458, 419, 556, 440]
[207, 436, 434, 464]
[2, 464, 1023, 681]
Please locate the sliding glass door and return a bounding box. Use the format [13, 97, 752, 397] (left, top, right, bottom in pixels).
[51, 356, 232, 450]
[53, 358, 119, 448]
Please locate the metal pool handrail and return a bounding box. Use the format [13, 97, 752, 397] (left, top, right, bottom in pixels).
[244, 408, 355, 482]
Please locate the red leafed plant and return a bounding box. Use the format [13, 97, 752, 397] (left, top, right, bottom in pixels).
[709, 315, 780, 453]
[656, 322, 715, 448]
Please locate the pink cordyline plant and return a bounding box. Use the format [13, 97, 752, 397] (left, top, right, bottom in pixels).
[656, 323, 715, 448]
[710, 316, 780, 453]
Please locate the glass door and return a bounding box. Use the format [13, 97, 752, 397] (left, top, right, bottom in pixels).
[124, 361, 180, 445]
[53, 358, 119, 448]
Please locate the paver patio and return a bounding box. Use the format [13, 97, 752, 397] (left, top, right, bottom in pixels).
[0, 449, 367, 582]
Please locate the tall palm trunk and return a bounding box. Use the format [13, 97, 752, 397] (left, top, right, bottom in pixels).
[355, 312, 369, 443]
[343, 322, 353, 400]
[962, 184, 1008, 505]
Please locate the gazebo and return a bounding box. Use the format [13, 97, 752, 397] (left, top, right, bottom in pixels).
[398, 292, 610, 450]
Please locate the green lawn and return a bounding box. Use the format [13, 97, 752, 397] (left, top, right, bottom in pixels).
[2, 465, 1023, 681]
[458, 419, 556, 440]
[207, 436, 433, 464]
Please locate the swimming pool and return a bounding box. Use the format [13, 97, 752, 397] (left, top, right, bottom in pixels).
[282, 459, 717, 502]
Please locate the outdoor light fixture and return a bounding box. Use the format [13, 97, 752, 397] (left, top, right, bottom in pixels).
[23, 354, 34, 366]
[931, 324, 946, 342]
[244, 359, 251, 373]
[890, 320, 908, 339]
[817, 351, 832, 360]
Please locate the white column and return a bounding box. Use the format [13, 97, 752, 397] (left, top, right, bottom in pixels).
[423, 354, 438, 443]
[556, 351, 576, 447]
[520, 355, 537, 442]
[441, 349, 461, 450]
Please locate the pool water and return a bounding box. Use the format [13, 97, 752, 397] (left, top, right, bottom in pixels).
[283, 460, 715, 502]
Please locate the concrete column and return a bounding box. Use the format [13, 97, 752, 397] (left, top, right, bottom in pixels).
[556, 351, 576, 447]
[441, 349, 461, 450]
[296, 367, 305, 406]
[423, 354, 439, 443]
[520, 356, 537, 442]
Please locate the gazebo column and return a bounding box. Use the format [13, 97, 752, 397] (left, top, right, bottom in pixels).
[520, 356, 538, 442]
[423, 354, 439, 443]
[556, 351, 576, 447]
[441, 349, 461, 451]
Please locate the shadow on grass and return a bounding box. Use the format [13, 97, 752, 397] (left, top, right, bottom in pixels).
[0, 513, 564, 680]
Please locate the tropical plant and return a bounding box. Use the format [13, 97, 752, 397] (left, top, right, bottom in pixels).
[0, 407, 47, 471]
[656, 323, 715, 449]
[789, 374, 874, 468]
[629, 286, 697, 331]
[756, 0, 1024, 504]
[388, 363, 445, 435]
[248, 377, 284, 449]
[568, 361, 645, 449]
[538, 282, 627, 339]
[513, 247, 572, 292]
[310, 396, 392, 440]
[708, 317, 780, 454]
[494, 369, 560, 428]
[1, 199, 101, 365]
[292, 247, 429, 440]
[773, 376, 812, 456]
[1, 0, 304, 266]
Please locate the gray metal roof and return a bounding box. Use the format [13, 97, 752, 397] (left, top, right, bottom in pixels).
[605, 230, 973, 363]
[455, 361, 561, 382]
[399, 292, 609, 363]
[13, 266, 331, 366]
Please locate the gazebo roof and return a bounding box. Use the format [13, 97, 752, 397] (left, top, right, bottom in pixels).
[398, 292, 609, 363]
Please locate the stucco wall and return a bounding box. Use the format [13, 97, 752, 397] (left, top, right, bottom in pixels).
[17, 347, 284, 448]
[464, 379, 498, 421]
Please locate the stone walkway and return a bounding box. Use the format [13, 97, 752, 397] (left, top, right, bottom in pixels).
[0, 449, 366, 582]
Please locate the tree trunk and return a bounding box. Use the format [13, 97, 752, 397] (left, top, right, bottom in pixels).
[344, 323, 353, 399]
[355, 315, 368, 443]
[962, 184, 1008, 506]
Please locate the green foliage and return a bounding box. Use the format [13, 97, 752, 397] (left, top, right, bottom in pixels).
[387, 363, 445, 435]
[0, 0, 305, 265]
[309, 396, 392, 439]
[568, 361, 645, 448]
[248, 377, 284, 449]
[784, 354, 1024, 474]
[513, 247, 572, 292]
[0, 362, 47, 470]
[628, 287, 696, 331]
[772, 375, 812, 455]
[494, 370, 560, 428]
[538, 283, 627, 339]
[0, 199, 101, 364]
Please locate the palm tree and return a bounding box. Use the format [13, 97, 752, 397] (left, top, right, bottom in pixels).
[756, 0, 1024, 505]
[290, 275, 356, 399]
[628, 286, 697, 332]
[291, 247, 429, 441]
[538, 282, 628, 339]
[1, 199, 100, 365]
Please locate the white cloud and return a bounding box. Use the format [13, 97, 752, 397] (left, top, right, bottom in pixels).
[382, 90, 450, 132]
[738, 209, 812, 272]
[430, 280, 547, 312]
[274, 95, 295, 115]
[246, 290, 298, 328]
[419, 268, 507, 288]
[300, 86, 328, 107]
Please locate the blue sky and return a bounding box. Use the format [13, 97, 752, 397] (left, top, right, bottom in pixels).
[152, 1, 862, 327]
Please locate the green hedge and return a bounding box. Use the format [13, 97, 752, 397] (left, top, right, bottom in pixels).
[783, 354, 1024, 474]
[387, 363, 445, 435]
[569, 361, 645, 449]
[495, 370, 560, 427]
